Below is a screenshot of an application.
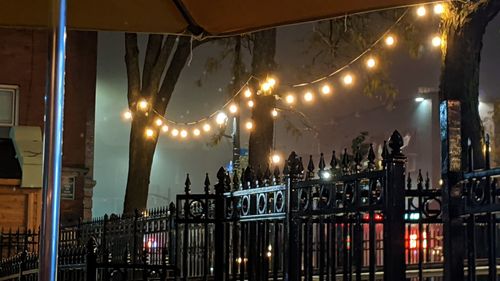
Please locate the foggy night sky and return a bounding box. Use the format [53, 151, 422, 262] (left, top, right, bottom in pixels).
[92, 14, 500, 216]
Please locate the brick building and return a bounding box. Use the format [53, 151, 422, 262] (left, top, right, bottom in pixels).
[0, 28, 97, 228]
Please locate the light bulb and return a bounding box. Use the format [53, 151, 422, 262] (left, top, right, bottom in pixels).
[171, 128, 179, 137]
[229, 104, 238, 114]
[267, 77, 277, 87]
[434, 3, 444, 14]
[385, 35, 395, 46]
[245, 121, 254, 130]
[244, 88, 252, 98]
[138, 99, 149, 111]
[303, 92, 314, 102]
[415, 97, 425, 102]
[285, 94, 295, 104]
[248, 100, 255, 108]
[155, 118, 163, 126]
[343, 74, 354, 85]
[161, 125, 169, 132]
[431, 36, 442, 47]
[261, 82, 271, 92]
[215, 112, 228, 125]
[122, 110, 132, 120]
[145, 128, 154, 138]
[416, 6, 426, 17]
[193, 128, 201, 136]
[203, 123, 211, 132]
[271, 109, 278, 117]
[321, 85, 331, 95]
[366, 57, 376, 69]
[180, 130, 188, 138]
[271, 154, 281, 164]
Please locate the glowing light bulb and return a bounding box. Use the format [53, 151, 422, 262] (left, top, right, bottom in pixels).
[248, 100, 255, 108]
[366, 57, 376, 69]
[303, 92, 314, 102]
[343, 74, 354, 85]
[267, 77, 277, 87]
[203, 123, 211, 132]
[145, 128, 154, 138]
[415, 97, 425, 102]
[431, 36, 442, 47]
[244, 88, 252, 98]
[285, 94, 295, 104]
[138, 99, 149, 111]
[180, 130, 188, 138]
[434, 3, 444, 14]
[155, 118, 163, 126]
[193, 128, 201, 136]
[245, 121, 254, 130]
[416, 6, 426, 17]
[261, 82, 271, 92]
[271, 109, 278, 117]
[385, 35, 395, 46]
[229, 104, 238, 114]
[216, 112, 228, 125]
[321, 85, 331, 95]
[271, 154, 281, 164]
[171, 129, 179, 137]
[122, 110, 132, 120]
[161, 125, 169, 132]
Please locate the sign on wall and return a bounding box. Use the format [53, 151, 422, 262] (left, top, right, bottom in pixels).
[61, 176, 75, 200]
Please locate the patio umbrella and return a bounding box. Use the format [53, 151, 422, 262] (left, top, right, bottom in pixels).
[2, 0, 433, 35]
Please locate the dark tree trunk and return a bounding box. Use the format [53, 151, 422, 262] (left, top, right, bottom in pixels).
[440, 0, 500, 169]
[248, 29, 277, 171]
[122, 34, 197, 214]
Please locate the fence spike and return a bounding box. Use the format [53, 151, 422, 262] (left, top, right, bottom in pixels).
[240, 168, 246, 188]
[224, 172, 231, 191]
[217, 167, 226, 183]
[204, 173, 210, 194]
[341, 148, 349, 174]
[485, 133, 491, 169]
[368, 144, 376, 169]
[354, 147, 362, 171]
[407, 172, 412, 189]
[185, 173, 191, 194]
[388, 130, 404, 156]
[306, 155, 315, 179]
[232, 170, 240, 190]
[382, 141, 389, 163]
[417, 169, 423, 191]
[330, 150, 338, 169]
[298, 157, 304, 178]
[319, 153, 326, 171]
[264, 165, 271, 185]
[425, 172, 430, 190]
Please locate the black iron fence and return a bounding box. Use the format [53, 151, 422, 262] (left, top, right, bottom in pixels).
[1, 130, 500, 281]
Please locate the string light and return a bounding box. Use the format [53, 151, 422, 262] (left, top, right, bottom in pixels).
[434, 3, 444, 14]
[244, 88, 252, 98]
[248, 100, 255, 108]
[342, 74, 354, 86]
[385, 35, 395, 46]
[171, 129, 179, 137]
[245, 121, 254, 130]
[285, 94, 295, 104]
[431, 36, 442, 47]
[161, 125, 169, 132]
[122, 110, 132, 120]
[138, 99, 149, 111]
[180, 130, 188, 138]
[261, 82, 272, 92]
[145, 128, 154, 138]
[416, 6, 426, 17]
[193, 128, 201, 136]
[303, 91, 314, 102]
[229, 103, 238, 114]
[366, 57, 377, 69]
[215, 112, 228, 125]
[321, 85, 331, 95]
[271, 108, 278, 117]
[271, 154, 281, 164]
[267, 77, 277, 87]
[155, 118, 163, 126]
[203, 123, 211, 132]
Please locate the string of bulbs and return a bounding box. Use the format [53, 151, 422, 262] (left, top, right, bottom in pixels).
[121, 2, 446, 150]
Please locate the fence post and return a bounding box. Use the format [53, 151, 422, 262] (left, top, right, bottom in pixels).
[214, 167, 227, 281]
[382, 131, 406, 281]
[286, 152, 302, 281]
[85, 238, 97, 281]
[439, 100, 465, 281]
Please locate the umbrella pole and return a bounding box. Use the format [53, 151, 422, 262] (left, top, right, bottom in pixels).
[39, 0, 67, 280]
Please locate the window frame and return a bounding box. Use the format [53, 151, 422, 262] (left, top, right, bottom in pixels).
[0, 84, 19, 127]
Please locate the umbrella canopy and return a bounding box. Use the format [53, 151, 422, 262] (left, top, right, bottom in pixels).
[1, 0, 432, 36]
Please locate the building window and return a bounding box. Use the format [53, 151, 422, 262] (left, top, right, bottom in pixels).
[0, 85, 19, 137]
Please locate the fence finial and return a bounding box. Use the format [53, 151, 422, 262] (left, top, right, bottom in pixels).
[368, 144, 376, 170]
[264, 165, 271, 185]
[330, 150, 338, 170]
[232, 170, 240, 190]
[306, 155, 315, 179]
[204, 173, 210, 194]
[185, 174, 191, 194]
[341, 148, 349, 174]
[388, 130, 404, 157]
[319, 153, 326, 171]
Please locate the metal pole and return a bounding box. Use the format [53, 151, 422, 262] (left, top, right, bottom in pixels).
[39, 0, 67, 280]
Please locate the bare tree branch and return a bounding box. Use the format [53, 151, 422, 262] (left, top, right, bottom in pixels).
[125, 33, 141, 108]
[142, 34, 163, 92]
[148, 36, 177, 95]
